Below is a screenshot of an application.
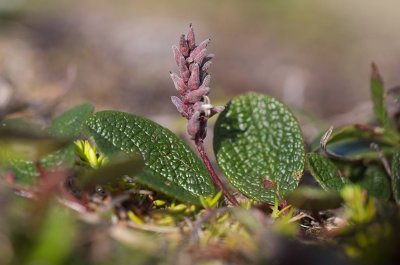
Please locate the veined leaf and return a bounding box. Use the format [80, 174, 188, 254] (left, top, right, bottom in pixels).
[214, 92, 305, 203]
[0, 107, 89, 185]
[1, 104, 94, 184]
[391, 152, 400, 205]
[7, 146, 75, 185]
[85, 111, 215, 205]
[306, 153, 349, 192]
[0, 119, 73, 185]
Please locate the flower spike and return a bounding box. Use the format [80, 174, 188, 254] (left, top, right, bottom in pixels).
[169, 25, 239, 206]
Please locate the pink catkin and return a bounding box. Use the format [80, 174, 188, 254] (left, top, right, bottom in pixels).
[169, 25, 239, 206]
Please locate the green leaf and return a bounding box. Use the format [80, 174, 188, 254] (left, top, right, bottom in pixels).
[306, 153, 349, 192]
[85, 111, 215, 205]
[285, 186, 343, 211]
[0, 118, 75, 185]
[41, 145, 75, 170]
[7, 145, 75, 185]
[214, 92, 305, 203]
[49, 103, 94, 138]
[356, 165, 391, 200]
[391, 152, 400, 205]
[1, 104, 93, 184]
[311, 125, 397, 160]
[7, 159, 39, 185]
[370, 63, 397, 135]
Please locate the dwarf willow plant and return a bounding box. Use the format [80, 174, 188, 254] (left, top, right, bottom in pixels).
[2, 26, 400, 210]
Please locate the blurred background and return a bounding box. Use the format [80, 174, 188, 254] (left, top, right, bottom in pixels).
[1, 0, 400, 138]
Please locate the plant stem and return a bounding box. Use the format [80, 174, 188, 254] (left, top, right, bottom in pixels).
[195, 139, 239, 206]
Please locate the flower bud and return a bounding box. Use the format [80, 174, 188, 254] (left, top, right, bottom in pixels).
[179, 34, 190, 57]
[183, 87, 210, 103]
[170, 72, 187, 95]
[187, 24, 196, 50]
[172, 45, 181, 66]
[178, 55, 190, 82]
[202, 61, 212, 72]
[188, 63, 200, 90]
[201, 74, 211, 87]
[193, 48, 207, 65]
[171, 96, 187, 117]
[190, 39, 210, 59]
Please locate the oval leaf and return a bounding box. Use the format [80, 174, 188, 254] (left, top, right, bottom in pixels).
[6, 146, 75, 186]
[306, 153, 349, 192]
[214, 92, 305, 203]
[85, 111, 215, 205]
[1, 118, 75, 185]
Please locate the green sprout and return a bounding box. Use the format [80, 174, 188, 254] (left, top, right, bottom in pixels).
[74, 140, 105, 169]
[270, 196, 306, 236]
[271, 196, 292, 219]
[200, 191, 223, 209]
[341, 184, 376, 224]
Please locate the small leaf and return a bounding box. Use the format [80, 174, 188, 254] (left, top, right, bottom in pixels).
[311, 125, 396, 160]
[41, 145, 75, 168]
[49, 103, 94, 138]
[370, 63, 397, 134]
[285, 186, 343, 211]
[7, 159, 39, 185]
[214, 92, 305, 203]
[355, 165, 391, 200]
[0, 119, 74, 185]
[328, 125, 385, 145]
[391, 152, 400, 204]
[306, 153, 349, 192]
[85, 111, 215, 205]
[7, 145, 75, 186]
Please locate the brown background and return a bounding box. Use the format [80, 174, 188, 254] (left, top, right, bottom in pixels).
[1, 0, 400, 139]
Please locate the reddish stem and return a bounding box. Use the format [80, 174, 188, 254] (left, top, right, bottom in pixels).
[195, 139, 239, 206]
